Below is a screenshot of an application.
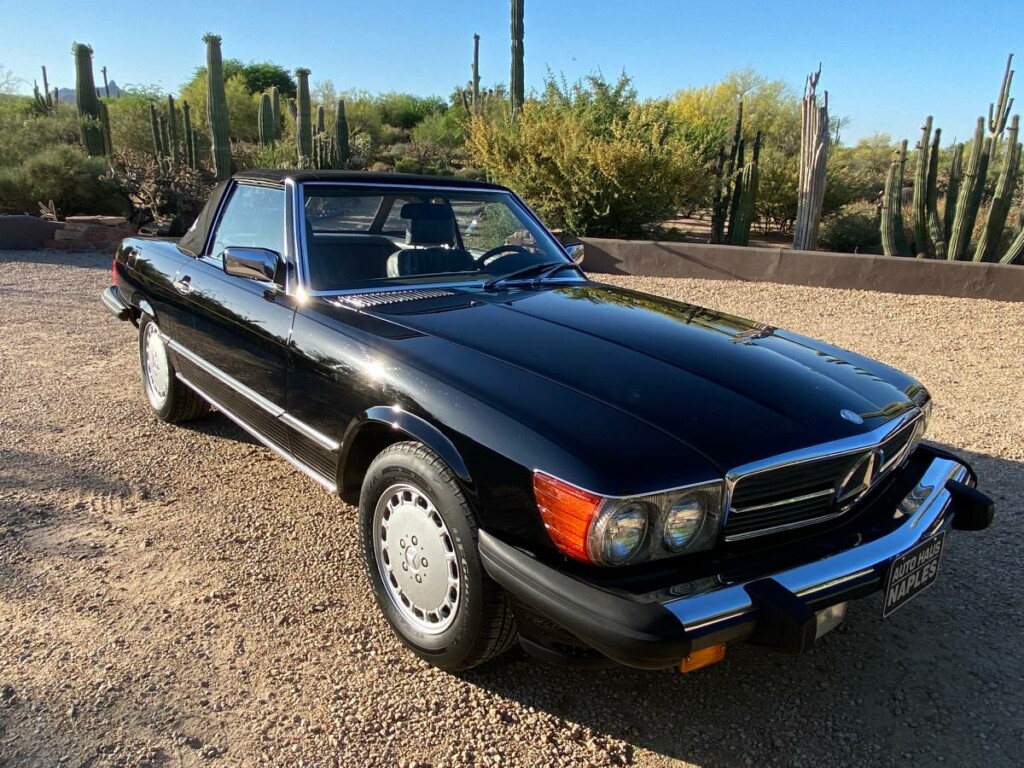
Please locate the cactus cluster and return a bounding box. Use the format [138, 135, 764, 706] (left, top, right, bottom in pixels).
[709, 102, 761, 246]
[204, 33, 232, 180]
[886, 54, 1022, 264]
[73, 43, 106, 157]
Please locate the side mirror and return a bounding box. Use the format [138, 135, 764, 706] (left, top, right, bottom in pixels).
[564, 241, 585, 265]
[223, 246, 283, 284]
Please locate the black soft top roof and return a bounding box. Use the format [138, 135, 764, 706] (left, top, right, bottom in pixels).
[178, 171, 508, 256]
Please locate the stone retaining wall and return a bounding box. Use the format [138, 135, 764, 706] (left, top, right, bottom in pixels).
[43, 216, 137, 252]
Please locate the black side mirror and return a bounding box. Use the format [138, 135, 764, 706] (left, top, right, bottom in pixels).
[223, 247, 283, 284]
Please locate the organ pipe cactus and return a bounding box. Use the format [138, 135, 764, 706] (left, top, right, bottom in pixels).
[947, 119, 990, 261]
[1002, 223, 1024, 264]
[710, 101, 743, 244]
[729, 136, 761, 247]
[989, 54, 1015, 139]
[270, 86, 281, 138]
[73, 43, 106, 156]
[182, 100, 197, 169]
[510, 0, 524, 115]
[925, 127, 946, 260]
[99, 101, 113, 156]
[258, 92, 275, 147]
[974, 114, 1021, 262]
[792, 66, 830, 251]
[295, 68, 312, 165]
[316, 104, 325, 134]
[335, 99, 350, 165]
[911, 117, 932, 257]
[881, 140, 909, 257]
[167, 95, 180, 170]
[150, 103, 165, 159]
[943, 143, 963, 238]
[204, 33, 232, 181]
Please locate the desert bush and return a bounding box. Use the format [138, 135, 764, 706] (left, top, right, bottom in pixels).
[233, 141, 297, 170]
[376, 92, 446, 129]
[0, 96, 82, 167]
[411, 110, 465, 148]
[819, 200, 883, 254]
[104, 149, 214, 232]
[180, 73, 259, 142]
[467, 73, 704, 237]
[104, 87, 165, 155]
[0, 144, 126, 216]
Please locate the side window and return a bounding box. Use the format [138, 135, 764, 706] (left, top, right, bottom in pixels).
[209, 184, 285, 260]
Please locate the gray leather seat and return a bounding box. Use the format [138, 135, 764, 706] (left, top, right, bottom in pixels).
[386, 204, 474, 278]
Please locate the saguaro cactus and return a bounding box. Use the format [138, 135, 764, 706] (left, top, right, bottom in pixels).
[335, 99, 350, 165]
[73, 43, 105, 156]
[149, 103, 165, 159]
[258, 92, 275, 147]
[729, 135, 761, 247]
[510, 0, 524, 115]
[974, 114, 1021, 262]
[988, 54, 1015, 140]
[947, 118, 991, 261]
[204, 33, 232, 181]
[471, 33, 481, 114]
[943, 143, 964, 238]
[316, 104, 325, 135]
[881, 140, 909, 257]
[99, 101, 113, 156]
[295, 68, 312, 165]
[792, 66, 830, 251]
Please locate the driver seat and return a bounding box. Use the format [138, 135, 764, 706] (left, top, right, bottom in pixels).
[386, 203, 474, 278]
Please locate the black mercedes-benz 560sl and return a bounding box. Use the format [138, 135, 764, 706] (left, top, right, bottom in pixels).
[101, 171, 994, 672]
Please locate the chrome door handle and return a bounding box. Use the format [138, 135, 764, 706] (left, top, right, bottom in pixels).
[173, 276, 193, 295]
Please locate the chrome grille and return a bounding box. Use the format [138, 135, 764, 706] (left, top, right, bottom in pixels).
[724, 413, 922, 542]
[334, 288, 458, 308]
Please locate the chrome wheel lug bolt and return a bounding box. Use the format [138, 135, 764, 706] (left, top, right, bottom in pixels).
[421, 557, 428, 567]
[400, 539, 406, 548]
[415, 574, 422, 583]
[402, 563, 408, 571]
[411, 536, 418, 545]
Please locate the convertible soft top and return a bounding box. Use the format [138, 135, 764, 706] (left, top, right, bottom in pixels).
[177, 171, 506, 257]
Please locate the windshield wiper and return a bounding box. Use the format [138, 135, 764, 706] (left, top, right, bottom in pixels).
[530, 261, 580, 287]
[482, 260, 576, 291]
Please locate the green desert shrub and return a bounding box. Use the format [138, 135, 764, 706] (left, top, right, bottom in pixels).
[467, 73, 704, 237]
[0, 95, 82, 167]
[819, 200, 883, 254]
[0, 144, 127, 216]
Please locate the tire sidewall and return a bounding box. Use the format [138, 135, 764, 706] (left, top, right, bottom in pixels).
[360, 446, 488, 668]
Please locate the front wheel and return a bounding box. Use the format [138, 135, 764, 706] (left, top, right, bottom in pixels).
[359, 442, 515, 671]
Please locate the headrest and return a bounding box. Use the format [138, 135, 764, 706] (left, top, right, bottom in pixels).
[401, 203, 454, 246]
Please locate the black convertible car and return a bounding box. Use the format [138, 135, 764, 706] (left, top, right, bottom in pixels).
[102, 171, 993, 672]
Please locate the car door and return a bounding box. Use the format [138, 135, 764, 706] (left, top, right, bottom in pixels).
[169, 181, 297, 451]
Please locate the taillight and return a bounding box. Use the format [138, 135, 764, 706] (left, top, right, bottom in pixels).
[111, 258, 119, 286]
[532, 472, 602, 563]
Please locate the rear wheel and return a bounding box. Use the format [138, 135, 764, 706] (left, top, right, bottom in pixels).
[360, 441, 516, 670]
[138, 315, 209, 423]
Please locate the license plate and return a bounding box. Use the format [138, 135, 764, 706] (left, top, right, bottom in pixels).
[882, 531, 946, 617]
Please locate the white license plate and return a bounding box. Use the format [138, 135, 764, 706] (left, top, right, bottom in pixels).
[882, 531, 946, 617]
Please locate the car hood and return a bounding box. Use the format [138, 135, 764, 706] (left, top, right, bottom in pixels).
[351, 282, 924, 473]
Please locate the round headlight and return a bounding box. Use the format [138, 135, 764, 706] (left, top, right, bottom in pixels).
[591, 502, 649, 564]
[664, 495, 706, 551]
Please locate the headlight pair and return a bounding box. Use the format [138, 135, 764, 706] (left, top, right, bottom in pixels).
[534, 472, 724, 566]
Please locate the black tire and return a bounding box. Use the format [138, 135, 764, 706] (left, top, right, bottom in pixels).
[138, 314, 209, 424]
[359, 441, 516, 671]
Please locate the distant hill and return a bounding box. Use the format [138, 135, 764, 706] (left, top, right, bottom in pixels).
[55, 79, 123, 104]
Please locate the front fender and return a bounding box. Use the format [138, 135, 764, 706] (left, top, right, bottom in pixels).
[340, 405, 473, 488]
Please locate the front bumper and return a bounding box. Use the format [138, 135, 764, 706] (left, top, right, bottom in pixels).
[479, 450, 993, 669]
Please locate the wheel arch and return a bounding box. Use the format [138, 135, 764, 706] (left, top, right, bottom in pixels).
[338, 406, 473, 505]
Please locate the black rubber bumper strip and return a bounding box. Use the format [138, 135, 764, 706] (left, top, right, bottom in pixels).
[478, 530, 691, 670]
[101, 285, 131, 321]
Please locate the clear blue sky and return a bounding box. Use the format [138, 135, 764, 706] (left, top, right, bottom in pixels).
[1, 0, 1021, 144]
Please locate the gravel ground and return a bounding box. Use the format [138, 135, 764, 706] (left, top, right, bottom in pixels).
[1, 250, 1022, 768]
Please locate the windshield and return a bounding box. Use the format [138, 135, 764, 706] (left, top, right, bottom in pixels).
[299, 184, 572, 292]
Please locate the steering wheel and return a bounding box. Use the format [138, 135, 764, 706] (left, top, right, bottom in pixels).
[473, 243, 533, 269]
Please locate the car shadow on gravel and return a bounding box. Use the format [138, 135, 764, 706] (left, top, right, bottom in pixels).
[460, 447, 1022, 767]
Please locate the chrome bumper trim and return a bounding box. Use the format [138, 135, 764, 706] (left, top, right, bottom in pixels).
[667, 455, 969, 648]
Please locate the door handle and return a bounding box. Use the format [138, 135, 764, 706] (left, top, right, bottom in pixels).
[173, 276, 193, 295]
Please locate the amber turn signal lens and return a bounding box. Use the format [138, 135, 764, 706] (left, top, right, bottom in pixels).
[679, 644, 726, 673]
[533, 472, 602, 563]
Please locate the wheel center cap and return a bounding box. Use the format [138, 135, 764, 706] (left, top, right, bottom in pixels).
[404, 543, 424, 573]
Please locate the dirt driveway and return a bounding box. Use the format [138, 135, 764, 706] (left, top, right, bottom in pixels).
[1, 250, 1021, 768]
